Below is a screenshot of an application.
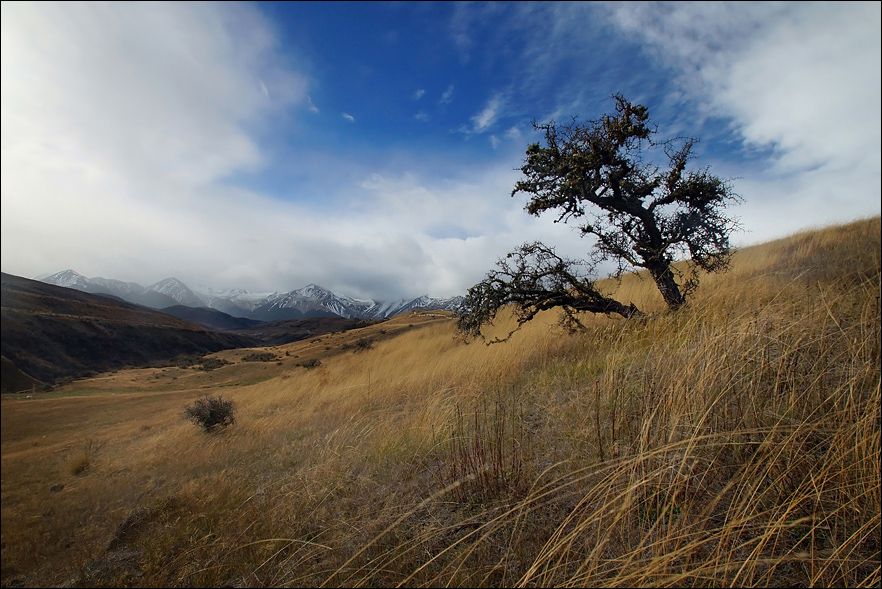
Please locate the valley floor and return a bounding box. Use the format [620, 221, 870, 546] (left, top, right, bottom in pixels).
[2, 218, 880, 587]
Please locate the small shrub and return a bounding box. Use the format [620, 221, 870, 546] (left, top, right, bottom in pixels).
[184, 395, 236, 432]
[353, 338, 373, 351]
[343, 338, 374, 352]
[242, 351, 278, 362]
[174, 355, 200, 369]
[199, 357, 232, 371]
[299, 359, 321, 369]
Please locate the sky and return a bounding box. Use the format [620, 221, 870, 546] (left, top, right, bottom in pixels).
[1, 1, 880, 301]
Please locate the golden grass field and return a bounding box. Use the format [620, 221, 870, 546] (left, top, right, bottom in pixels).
[2, 217, 880, 587]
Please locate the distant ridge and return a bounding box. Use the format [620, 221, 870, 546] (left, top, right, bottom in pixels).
[0, 272, 255, 391]
[40, 271, 465, 320]
[160, 305, 263, 331]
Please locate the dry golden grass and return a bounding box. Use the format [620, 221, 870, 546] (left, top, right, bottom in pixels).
[1, 217, 879, 587]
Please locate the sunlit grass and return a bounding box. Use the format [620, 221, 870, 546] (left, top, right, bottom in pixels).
[1, 217, 879, 587]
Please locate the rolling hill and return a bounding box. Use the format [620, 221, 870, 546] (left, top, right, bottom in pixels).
[1, 218, 879, 588]
[159, 305, 264, 331]
[0, 273, 256, 391]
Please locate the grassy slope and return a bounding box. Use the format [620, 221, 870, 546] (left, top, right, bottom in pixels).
[1, 218, 879, 587]
[0, 274, 255, 389]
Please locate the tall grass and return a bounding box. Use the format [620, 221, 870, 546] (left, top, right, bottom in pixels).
[1, 218, 879, 587]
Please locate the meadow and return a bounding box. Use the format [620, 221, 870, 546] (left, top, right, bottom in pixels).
[1, 217, 879, 587]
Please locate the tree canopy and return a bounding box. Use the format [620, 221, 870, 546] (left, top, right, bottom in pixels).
[458, 94, 740, 341]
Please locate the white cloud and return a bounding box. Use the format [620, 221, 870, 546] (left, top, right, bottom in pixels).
[470, 95, 504, 133]
[603, 2, 881, 242]
[5, 3, 875, 304]
[306, 95, 320, 113]
[341, 112, 356, 123]
[414, 111, 430, 122]
[0, 2, 589, 300]
[439, 84, 455, 105]
[489, 135, 500, 150]
[412, 88, 425, 100]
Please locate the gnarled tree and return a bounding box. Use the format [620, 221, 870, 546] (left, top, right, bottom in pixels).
[458, 94, 740, 341]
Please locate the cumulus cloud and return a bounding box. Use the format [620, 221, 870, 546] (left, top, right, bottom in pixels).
[3, 2, 877, 303]
[412, 88, 425, 100]
[602, 2, 881, 242]
[0, 2, 584, 300]
[1, 2, 303, 282]
[341, 112, 356, 123]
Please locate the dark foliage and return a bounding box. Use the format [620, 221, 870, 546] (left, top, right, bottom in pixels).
[459, 95, 739, 341]
[457, 242, 640, 342]
[241, 351, 278, 362]
[199, 357, 232, 371]
[342, 338, 374, 352]
[184, 395, 236, 432]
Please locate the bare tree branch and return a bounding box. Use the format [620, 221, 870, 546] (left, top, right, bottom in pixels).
[458, 95, 740, 339]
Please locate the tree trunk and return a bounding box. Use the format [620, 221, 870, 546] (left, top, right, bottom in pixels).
[570, 295, 642, 319]
[649, 263, 686, 310]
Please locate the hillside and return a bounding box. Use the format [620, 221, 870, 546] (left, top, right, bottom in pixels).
[159, 305, 263, 331]
[0, 274, 256, 391]
[1, 218, 879, 587]
[234, 316, 374, 345]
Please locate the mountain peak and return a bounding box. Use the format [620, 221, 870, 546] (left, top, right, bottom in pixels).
[42, 269, 90, 289]
[150, 277, 186, 288]
[147, 277, 204, 307]
[38, 270, 463, 319]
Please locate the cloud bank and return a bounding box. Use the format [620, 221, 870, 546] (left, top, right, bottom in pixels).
[2, 2, 879, 302]
[603, 2, 881, 241]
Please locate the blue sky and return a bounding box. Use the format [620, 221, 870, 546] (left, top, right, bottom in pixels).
[233, 2, 744, 202]
[2, 2, 880, 300]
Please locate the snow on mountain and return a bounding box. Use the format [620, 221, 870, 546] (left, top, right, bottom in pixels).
[42, 269, 91, 290]
[89, 277, 145, 296]
[40, 271, 464, 321]
[147, 278, 205, 308]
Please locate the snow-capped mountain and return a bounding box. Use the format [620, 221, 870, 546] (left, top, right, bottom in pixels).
[246, 285, 463, 321]
[198, 287, 279, 318]
[41, 271, 178, 309]
[39, 270, 465, 321]
[41, 269, 92, 290]
[147, 277, 205, 308]
[89, 277, 146, 297]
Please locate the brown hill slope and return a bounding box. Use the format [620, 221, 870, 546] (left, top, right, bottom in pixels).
[0, 273, 256, 390]
[0, 218, 878, 588]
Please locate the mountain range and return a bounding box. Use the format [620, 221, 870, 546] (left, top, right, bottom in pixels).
[1, 272, 254, 391]
[39, 270, 465, 321]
